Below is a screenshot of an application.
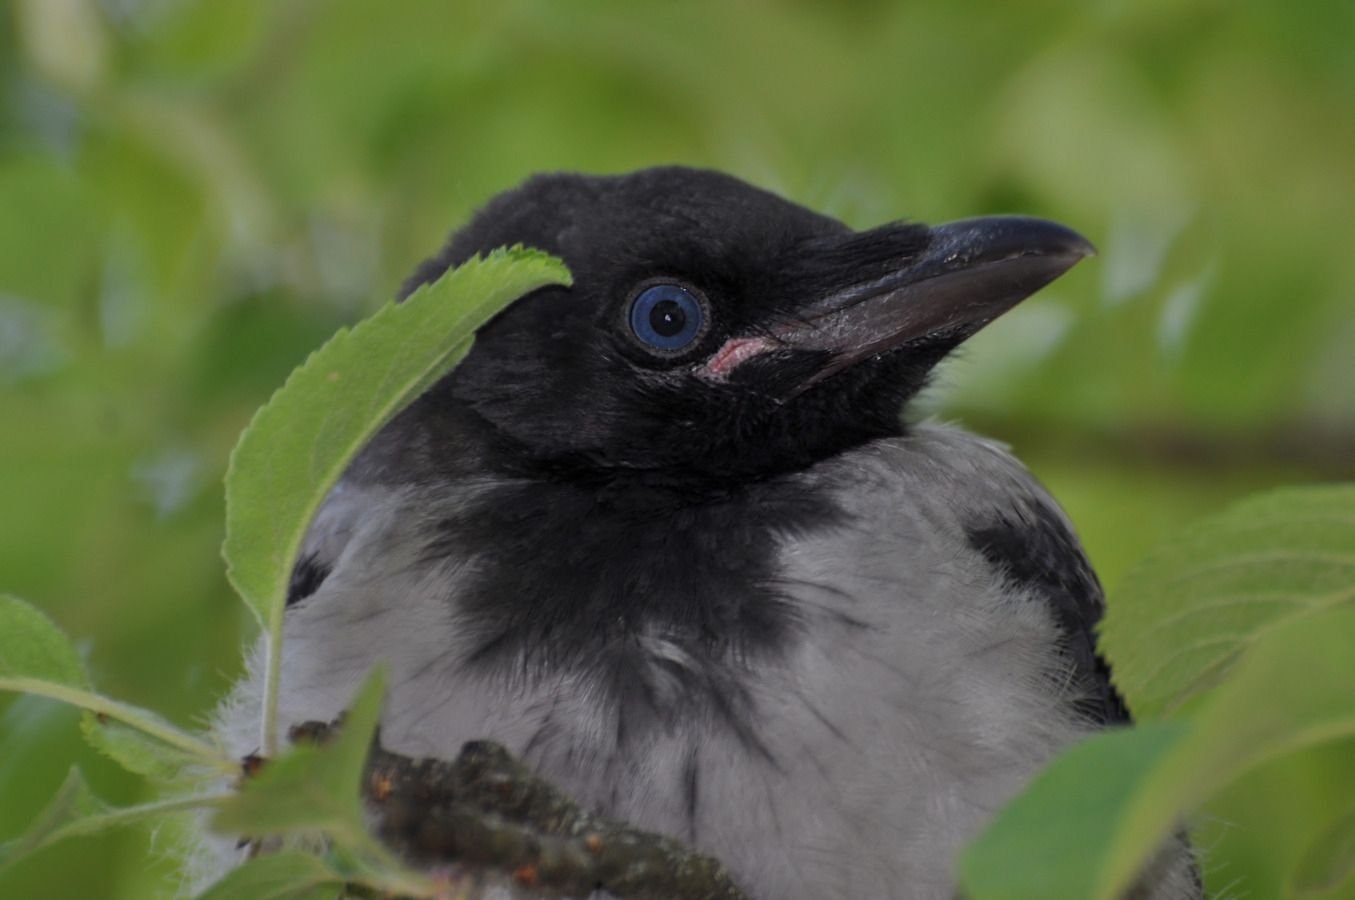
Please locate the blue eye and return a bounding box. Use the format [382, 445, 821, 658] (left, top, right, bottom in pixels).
[628, 283, 708, 353]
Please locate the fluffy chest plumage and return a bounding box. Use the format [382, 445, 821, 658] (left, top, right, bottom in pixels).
[219, 430, 1097, 899]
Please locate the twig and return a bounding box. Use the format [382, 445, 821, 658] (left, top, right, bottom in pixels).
[289, 721, 748, 900]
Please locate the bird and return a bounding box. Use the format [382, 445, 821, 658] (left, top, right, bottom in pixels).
[213, 166, 1199, 898]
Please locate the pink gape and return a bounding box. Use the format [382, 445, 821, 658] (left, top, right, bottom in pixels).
[699, 335, 776, 380]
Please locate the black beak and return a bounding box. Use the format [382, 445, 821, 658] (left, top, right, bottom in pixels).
[771, 216, 1093, 386]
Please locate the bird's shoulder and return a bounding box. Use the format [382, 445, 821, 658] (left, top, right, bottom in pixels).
[809, 423, 1128, 724]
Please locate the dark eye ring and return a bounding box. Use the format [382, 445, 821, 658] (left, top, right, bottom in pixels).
[627, 283, 709, 354]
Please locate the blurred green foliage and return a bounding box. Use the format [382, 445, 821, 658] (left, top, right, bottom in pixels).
[0, 0, 1350, 897]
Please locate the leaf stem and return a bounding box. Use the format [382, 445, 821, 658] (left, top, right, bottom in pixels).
[0, 676, 237, 774]
[261, 630, 281, 757]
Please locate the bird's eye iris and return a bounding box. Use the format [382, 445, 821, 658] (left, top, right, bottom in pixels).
[628, 284, 707, 353]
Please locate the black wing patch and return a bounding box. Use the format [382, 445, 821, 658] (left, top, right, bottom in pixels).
[286, 552, 331, 607]
[966, 502, 1130, 725]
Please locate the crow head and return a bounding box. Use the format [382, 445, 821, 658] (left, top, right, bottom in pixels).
[407, 167, 1090, 482]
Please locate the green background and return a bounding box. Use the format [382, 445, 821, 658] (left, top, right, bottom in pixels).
[1, 1, 1351, 896]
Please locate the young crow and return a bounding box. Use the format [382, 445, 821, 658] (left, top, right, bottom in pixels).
[215, 167, 1198, 898]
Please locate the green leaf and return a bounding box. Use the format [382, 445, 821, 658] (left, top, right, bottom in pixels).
[1289, 804, 1355, 897]
[81, 717, 214, 782]
[1101, 484, 1355, 719]
[0, 595, 234, 773]
[0, 769, 106, 867]
[196, 851, 344, 900]
[958, 723, 1188, 899]
[221, 248, 571, 753]
[196, 845, 440, 900]
[0, 594, 89, 688]
[209, 668, 383, 842]
[960, 604, 1355, 900]
[207, 669, 434, 897]
[0, 768, 226, 870]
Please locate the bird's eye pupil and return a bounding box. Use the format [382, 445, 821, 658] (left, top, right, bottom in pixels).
[628, 284, 707, 353]
[649, 299, 686, 337]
